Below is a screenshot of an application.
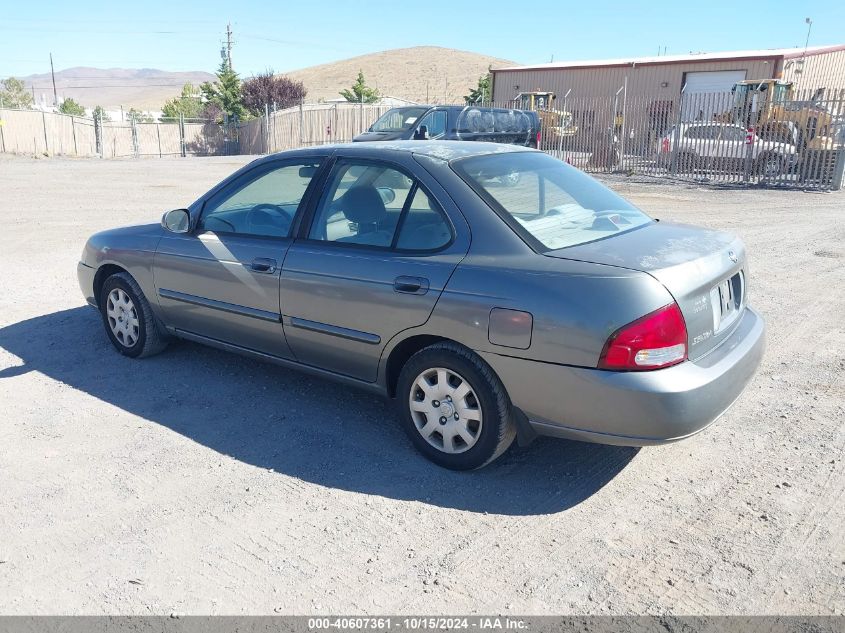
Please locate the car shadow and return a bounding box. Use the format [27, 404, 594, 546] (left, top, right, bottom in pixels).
[0, 307, 639, 515]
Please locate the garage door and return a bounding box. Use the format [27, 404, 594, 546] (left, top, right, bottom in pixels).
[681, 70, 748, 121]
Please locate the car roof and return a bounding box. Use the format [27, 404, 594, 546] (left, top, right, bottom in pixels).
[262, 140, 537, 163]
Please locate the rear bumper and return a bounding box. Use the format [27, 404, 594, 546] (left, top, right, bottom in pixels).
[481, 307, 766, 446]
[77, 261, 97, 308]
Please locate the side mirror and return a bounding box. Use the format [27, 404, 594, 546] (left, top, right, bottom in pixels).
[413, 125, 429, 140]
[162, 208, 190, 233]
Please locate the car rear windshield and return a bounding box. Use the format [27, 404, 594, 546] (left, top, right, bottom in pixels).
[452, 151, 652, 251]
[370, 107, 431, 132]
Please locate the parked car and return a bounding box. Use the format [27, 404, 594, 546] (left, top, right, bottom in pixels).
[354, 105, 542, 148]
[659, 123, 797, 177]
[78, 142, 765, 470]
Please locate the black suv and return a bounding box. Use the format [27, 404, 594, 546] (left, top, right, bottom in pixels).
[353, 105, 541, 148]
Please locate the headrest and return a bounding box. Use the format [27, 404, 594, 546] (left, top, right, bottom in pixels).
[340, 185, 387, 225]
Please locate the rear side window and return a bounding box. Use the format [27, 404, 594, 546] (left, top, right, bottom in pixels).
[453, 151, 651, 251]
[395, 189, 451, 251]
[308, 160, 452, 251]
[685, 126, 719, 140]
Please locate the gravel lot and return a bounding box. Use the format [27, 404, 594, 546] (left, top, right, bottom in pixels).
[0, 154, 843, 615]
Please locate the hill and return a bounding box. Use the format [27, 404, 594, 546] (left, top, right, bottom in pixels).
[285, 46, 517, 103]
[14, 47, 517, 111]
[21, 68, 216, 111]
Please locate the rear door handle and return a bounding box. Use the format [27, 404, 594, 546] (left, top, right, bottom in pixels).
[250, 257, 277, 273]
[393, 276, 429, 295]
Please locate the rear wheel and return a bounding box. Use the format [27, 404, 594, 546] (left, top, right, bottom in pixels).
[99, 272, 168, 358]
[396, 342, 516, 470]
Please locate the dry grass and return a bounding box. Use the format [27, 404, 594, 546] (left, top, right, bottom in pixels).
[285, 46, 516, 104]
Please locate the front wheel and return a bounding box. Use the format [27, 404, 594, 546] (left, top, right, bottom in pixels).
[756, 153, 785, 179]
[396, 342, 516, 470]
[100, 272, 168, 358]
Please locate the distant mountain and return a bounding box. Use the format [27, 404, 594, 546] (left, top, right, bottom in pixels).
[14, 46, 518, 111]
[285, 46, 518, 103]
[20, 68, 216, 111]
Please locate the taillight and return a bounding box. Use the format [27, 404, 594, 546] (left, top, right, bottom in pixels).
[661, 137, 670, 153]
[536, 130, 541, 147]
[598, 303, 687, 371]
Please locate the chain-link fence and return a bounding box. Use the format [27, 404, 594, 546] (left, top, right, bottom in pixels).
[0, 109, 235, 158]
[2, 89, 843, 190]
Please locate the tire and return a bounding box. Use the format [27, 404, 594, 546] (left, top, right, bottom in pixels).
[677, 152, 698, 173]
[756, 153, 785, 179]
[99, 272, 168, 358]
[396, 342, 516, 470]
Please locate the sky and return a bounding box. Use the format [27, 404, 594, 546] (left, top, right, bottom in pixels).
[2, 0, 844, 79]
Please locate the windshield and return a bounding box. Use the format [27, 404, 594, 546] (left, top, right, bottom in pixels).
[453, 152, 652, 251]
[370, 107, 431, 133]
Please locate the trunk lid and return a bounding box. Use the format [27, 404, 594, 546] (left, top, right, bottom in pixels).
[546, 221, 747, 360]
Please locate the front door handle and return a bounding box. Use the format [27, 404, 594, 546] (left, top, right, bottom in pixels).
[250, 257, 277, 273]
[393, 276, 429, 295]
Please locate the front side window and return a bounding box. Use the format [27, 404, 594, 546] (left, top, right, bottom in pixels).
[309, 160, 451, 251]
[417, 110, 447, 138]
[200, 160, 321, 238]
[453, 151, 651, 251]
[720, 127, 746, 142]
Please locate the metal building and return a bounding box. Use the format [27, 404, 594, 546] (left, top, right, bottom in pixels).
[491, 44, 845, 112]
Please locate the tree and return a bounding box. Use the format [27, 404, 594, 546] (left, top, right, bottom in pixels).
[0, 77, 34, 109]
[58, 97, 86, 117]
[241, 70, 306, 115]
[464, 71, 491, 105]
[126, 108, 153, 123]
[200, 61, 248, 122]
[161, 83, 204, 120]
[339, 71, 379, 104]
[92, 105, 110, 122]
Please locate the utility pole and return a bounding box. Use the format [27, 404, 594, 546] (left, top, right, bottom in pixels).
[50, 53, 58, 107]
[803, 17, 813, 59]
[226, 22, 234, 70]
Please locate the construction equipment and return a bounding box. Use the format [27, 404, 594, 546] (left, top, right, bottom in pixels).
[513, 91, 578, 143]
[718, 78, 843, 179]
[719, 79, 835, 148]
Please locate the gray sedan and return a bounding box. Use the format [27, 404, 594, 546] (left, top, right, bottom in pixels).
[78, 141, 765, 470]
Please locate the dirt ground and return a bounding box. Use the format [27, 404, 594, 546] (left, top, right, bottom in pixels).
[0, 154, 842, 615]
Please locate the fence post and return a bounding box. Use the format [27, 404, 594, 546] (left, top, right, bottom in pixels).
[831, 148, 845, 191]
[41, 110, 49, 155]
[0, 113, 6, 153]
[130, 114, 139, 158]
[95, 111, 103, 157]
[669, 90, 685, 175]
[156, 123, 162, 158]
[179, 113, 186, 157]
[265, 103, 271, 153]
[71, 116, 78, 156]
[299, 100, 304, 147]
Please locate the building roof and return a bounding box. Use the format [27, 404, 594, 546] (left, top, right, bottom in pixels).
[493, 44, 845, 72]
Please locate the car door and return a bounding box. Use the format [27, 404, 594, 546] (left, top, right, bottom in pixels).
[154, 157, 325, 358]
[280, 155, 470, 382]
